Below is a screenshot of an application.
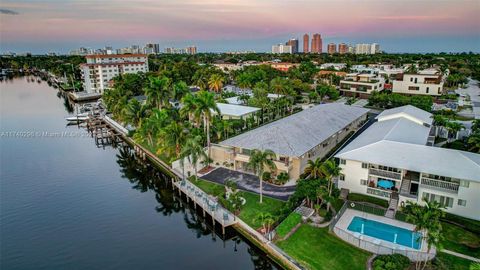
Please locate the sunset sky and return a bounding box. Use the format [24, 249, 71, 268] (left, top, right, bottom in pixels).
[1, 0, 479, 53]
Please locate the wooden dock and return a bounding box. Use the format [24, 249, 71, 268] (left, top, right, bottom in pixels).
[86, 116, 123, 147]
[173, 179, 237, 234]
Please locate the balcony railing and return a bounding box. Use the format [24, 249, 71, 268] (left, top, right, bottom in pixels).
[369, 168, 402, 180]
[421, 177, 459, 193]
[367, 187, 392, 198]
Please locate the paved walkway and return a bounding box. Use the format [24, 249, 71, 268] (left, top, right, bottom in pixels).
[441, 250, 480, 263]
[201, 167, 295, 201]
[456, 79, 480, 119]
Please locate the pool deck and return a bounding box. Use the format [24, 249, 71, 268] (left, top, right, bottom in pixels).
[334, 208, 435, 260]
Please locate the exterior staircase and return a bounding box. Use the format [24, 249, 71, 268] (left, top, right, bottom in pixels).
[385, 192, 399, 219]
[400, 178, 411, 195]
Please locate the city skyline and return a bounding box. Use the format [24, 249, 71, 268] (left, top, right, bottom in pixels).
[1, 0, 479, 53]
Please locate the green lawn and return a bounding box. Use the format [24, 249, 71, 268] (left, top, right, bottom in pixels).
[277, 225, 371, 270]
[192, 178, 286, 229]
[347, 193, 389, 208]
[237, 191, 286, 229]
[441, 222, 480, 258]
[275, 212, 302, 238]
[430, 252, 477, 270]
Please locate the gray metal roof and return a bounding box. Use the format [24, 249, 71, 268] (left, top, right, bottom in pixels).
[336, 105, 480, 182]
[376, 105, 433, 125]
[220, 103, 369, 157]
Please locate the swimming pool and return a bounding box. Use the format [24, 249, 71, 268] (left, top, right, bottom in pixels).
[347, 216, 422, 249]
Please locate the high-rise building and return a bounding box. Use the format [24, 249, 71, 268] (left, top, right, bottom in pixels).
[303, 34, 309, 53]
[348, 45, 355, 54]
[80, 54, 149, 94]
[144, 43, 160, 54]
[272, 44, 293, 54]
[327, 43, 337, 54]
[186, 46, 197, 55]
[286, 39, 299, 53]
[311, 33, 322, 53]
[338, 43, 348, 54]
[354, 43, 380, 54]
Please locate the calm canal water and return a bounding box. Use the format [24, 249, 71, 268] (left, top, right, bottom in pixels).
[0, 77, 278, 270]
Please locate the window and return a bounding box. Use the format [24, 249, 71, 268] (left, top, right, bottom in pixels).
[426, 87, 429, 93]
[414, 78, 418, 83]
[339, 174, 345, 181]
[360, 179, 368, 186]
[408, 86, 420, 91]
[460, 180, 469, 188]
[339, 159, 346, 165]
[423, 192, 454, 208]
[458, 199, 467, 207]
[410, 77, 413, 82]
[361, 163, 368, 169]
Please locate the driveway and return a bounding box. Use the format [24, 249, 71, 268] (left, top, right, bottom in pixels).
[201, 167, 295, 201]
[456, 79, 480, 120]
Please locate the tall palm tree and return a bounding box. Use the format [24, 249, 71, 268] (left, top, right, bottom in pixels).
[194, 91, 220, 162]
[159, 122, 188, 158]
[144, 76, 171, 110]
[123, 98, 149, 127]
[208, 73, 224, 93]
[304, 158, 323, 179]
[320, 159, 342, 196]
[180, 93, 200, 126]
[172, 81, 189, 101]
[404, 199, 445, 270]
[180, 135, 207, 181]
[246, 149, 277, 203]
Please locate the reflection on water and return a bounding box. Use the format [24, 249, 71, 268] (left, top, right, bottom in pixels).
[0, 77, 278, 270]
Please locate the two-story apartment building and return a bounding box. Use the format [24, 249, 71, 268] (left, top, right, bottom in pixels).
[335, 105, 480, 220]
[339, 73, 386, 98]
[211, 103, 369, 181]
[392, 69, 445, 96]
[81, 54, 148, 94]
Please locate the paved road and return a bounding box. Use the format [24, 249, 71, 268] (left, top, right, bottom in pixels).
[201, 167, 295, 201]
[456, 79, 480, 119]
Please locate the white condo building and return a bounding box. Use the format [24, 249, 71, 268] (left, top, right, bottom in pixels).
[335, 105, 480, 220]
[392, 69, 445, 96]
[339, 73, 385, 98]
[81, 54, 148, 94]
[272, 44, 293, 54]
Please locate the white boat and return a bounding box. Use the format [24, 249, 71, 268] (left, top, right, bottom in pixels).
[65, 116, 89, 122]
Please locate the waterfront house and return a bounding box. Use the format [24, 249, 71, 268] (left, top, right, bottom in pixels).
[392, 68, 446, 96]
[339, 73, 385, 98]
[335, 105, 480, 220]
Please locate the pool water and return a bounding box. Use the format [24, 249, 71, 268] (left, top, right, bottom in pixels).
[347, 216, 422, 249]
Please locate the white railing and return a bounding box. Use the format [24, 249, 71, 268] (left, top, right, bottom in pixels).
[333, 226, 435, 262]
[367, 187, 392, 198]
[421, 177, 459, 193]
[369, 168, 402, 180]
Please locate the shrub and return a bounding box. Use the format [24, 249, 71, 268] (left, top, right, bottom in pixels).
[262, 171, 272, 181]
[373, 254, 410, 270]
[276, 172, 289, 185]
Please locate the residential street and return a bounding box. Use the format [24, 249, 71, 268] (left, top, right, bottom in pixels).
[456, 79, 480, 119]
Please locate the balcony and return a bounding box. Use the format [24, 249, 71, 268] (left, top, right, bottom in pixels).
[369, 168, 402, 180]
[274, 160, 291, 172]
[421, 177, 459, 193]
[367, 187, 392, 198]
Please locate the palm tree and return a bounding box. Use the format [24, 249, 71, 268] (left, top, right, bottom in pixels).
[180, 135, 207, 181]
[194, 91, 220, 163]
[123, 98, 148, 127]
[172, 81, 189, 101]
[468, 133, 480, 153]
[445, 121, 464, 140]
[180, 93, 200, 126]
[159, 122, 188, 158]
[246, 149, 277, 203]
[304, 158, 323, 179]
[472, 119, 480, 133]
[433, 115, 448, 136]
[144, 76, 171, 110]
[320, 159, 342, 196]
[208, 73, 224, 93]
[404, 199, 445, 270]
[255, 212, 275, 234]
